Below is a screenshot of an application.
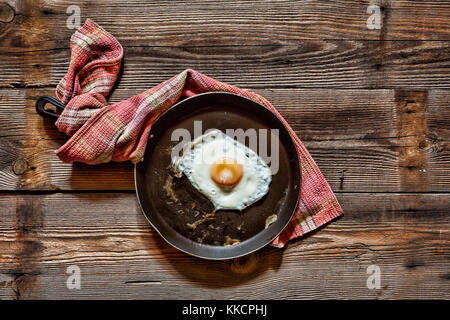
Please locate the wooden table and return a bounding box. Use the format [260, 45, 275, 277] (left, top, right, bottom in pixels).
[0, 0, 449, 300]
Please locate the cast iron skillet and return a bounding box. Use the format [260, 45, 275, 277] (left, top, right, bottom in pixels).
[36, 92, 301, 260]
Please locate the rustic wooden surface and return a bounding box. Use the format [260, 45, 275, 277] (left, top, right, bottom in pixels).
[0, 0, 449, 299]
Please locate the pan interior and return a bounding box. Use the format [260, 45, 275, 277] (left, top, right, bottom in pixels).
[135, 93, 300, 259]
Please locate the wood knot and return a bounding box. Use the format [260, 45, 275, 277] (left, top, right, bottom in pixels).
[405, 261, 425, 269]
[0, 2, 15, 23]
[11, 35, 29, 48]
[12, 159, 29, 175]
[419, 133, 439, 151]
[229, 253, 259, 274]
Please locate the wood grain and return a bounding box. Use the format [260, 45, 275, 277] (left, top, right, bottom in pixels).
[1, 1, 449, 89]
[1, 88, 449, 192]
[0, 193, 448, 299]
[0, 0, 449, 300]
[1, 0, 449, 53]
[428, 91, 450, 190]
[1, 40, 449, 89]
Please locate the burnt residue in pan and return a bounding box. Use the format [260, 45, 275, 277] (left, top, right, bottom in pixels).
[161, 170, 253, 246]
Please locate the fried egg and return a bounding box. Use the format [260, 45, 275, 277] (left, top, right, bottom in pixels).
[172, 129, 271, 211]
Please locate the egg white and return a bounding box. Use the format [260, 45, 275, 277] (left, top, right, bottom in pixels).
[172, 129, 271, 211]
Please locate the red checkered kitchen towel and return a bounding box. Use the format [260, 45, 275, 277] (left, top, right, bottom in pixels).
[54, 19, 343, 247]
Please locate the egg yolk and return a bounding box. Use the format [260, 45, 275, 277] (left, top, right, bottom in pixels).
[210, 158, 243, 189]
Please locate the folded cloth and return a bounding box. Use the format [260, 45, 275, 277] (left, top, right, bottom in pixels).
[55, 19, 343, 247]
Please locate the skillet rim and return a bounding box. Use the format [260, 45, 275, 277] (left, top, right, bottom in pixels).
[134, 91, 301, 260]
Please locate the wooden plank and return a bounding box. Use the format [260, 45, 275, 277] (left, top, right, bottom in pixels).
[0, 192, 448, 299]
[428, 90, 450, 191]
[0, 0, 448, 302]
[1, 1, 449, 89]
[1, 88, 449, 192]
[0, 88, 134, 191]
[1, 0, 449, 54]
[0, 87, 403, 192]
[1, 40, 449, 89]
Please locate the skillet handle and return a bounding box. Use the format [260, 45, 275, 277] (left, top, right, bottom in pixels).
[36, 96, 66, 119]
